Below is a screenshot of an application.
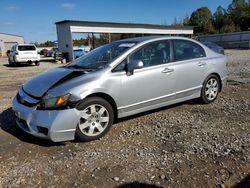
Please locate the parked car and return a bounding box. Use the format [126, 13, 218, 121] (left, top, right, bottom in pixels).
[73, 49, 86, 59]
[201, 41, 225, 55]
[39, 49, 48, 56]
[12, 36, 228, 142]
[46, 47, 58, 57]
[8, 44, 40, 66]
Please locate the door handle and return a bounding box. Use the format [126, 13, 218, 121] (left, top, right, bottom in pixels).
[198, 62, 206, 66]
[162, 68, 174, 73]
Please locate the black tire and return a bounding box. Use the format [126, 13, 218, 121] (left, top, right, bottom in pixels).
[35, 61, 40, 66]
[201, 74, 220, 104]
[8, 57, 16, 66]
[8, 58, 12, 66]
[12, 60, 17, 67]
[75, 97, 114, 142]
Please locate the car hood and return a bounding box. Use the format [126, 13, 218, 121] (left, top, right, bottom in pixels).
[23, 67, 85, 98]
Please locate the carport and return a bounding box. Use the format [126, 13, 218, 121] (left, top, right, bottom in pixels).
[55, 20, 193, 61]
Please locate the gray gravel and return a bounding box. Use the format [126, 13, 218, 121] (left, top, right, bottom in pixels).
[0, 50, 249, 188]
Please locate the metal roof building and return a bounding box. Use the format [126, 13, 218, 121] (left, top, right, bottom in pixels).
[0, 33, 24, 57]
[56, 20, 193, 61]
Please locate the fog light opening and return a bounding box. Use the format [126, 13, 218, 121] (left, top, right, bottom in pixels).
[37, 126, 48, 135]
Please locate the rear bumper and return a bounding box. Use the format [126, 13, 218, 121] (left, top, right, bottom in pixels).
[15, 56, 40, 63]
[12, 96, 80, 142]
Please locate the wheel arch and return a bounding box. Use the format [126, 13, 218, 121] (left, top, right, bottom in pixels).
[84, 92, 118, 120]
[204, 72, 222, 92]
[210, 73, 222, 92]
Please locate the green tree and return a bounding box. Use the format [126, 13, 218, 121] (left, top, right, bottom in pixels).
[182, 14, 190, 26]
[213, 6, 227, 33]
[189, 7, 215, 34]
[228, 0, 247, 12]
[238, 4, 250, 30]
[228, 0, 249, 30]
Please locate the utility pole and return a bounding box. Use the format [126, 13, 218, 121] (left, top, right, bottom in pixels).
[109, 33, 111, 43]
[92, 33, 95, 49]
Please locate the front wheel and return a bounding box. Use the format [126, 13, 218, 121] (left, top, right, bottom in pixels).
[8, 58, 12, 65]
[75, 97, 114, 142]
[201, 75, 220, 104]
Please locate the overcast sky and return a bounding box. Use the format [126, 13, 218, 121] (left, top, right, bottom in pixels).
[0, 0, 233, 43]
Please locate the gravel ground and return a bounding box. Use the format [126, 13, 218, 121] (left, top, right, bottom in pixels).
[0, 50, 249, 188]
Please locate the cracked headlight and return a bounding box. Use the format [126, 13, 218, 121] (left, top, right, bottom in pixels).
[39, 94, 70, 109]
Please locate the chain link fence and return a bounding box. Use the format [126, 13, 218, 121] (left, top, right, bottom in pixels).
[198, 31, 250, 49]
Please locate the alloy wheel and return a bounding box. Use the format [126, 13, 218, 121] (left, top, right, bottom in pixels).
[78, 104, 110, 136]
[205, 78, 219, 101]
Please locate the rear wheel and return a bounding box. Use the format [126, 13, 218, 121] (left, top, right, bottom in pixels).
[75, 97, 114, 142]
[35, 61, 40, 66]
[12, 59, 17, 67]
[8, 57, 16, 66]
[201, 75, 220, 104]
[28, 60, 33, 66]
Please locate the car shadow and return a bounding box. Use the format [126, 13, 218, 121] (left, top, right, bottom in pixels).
[232, 174, 250, 188]
[0, 98, 200, 146]
[0, 107, 65, 147]
[3, 64, 36, 68]
[117, 182, 163, 188]
[40, 58, 55, 62]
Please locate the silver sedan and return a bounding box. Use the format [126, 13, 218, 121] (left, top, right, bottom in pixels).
[12, 36, 228, 142]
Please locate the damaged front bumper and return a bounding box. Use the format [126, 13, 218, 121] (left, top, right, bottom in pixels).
[12, 96, 81, 142]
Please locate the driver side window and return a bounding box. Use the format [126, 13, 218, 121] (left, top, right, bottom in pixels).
[129, 40, 170, 67]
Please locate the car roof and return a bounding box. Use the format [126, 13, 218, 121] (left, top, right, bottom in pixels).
[17, 44, 36, 46]
[116, 36, 196, 43]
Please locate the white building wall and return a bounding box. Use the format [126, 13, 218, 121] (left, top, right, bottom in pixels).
[0, 33, 24, 56]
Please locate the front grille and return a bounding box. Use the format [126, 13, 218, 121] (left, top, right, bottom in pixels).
[17, 93, 38, 107]
[17, 88, 40, 107]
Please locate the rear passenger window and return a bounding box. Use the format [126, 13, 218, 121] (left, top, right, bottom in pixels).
[173, 40, 206, 61]
[129, 40, 171, 67]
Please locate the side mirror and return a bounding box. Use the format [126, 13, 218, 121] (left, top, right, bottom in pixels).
[127, 59, 144, 75]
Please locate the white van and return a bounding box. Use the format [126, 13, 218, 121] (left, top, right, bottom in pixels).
[8, 44, 40, 66]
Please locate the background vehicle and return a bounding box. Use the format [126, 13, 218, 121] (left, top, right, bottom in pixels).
[8, 44, 40, 66]
[39, 49, 48, 56]
[46, 47, 58, 57]
[201, 41, 225, 55]
[73, 49, 86, 59]
[12, 36, 228, 142]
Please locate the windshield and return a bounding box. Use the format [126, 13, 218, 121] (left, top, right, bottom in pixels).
[67, 41, 137, 70]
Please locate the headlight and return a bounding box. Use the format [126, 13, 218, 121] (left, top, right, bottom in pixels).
[39, 94, 70, 109]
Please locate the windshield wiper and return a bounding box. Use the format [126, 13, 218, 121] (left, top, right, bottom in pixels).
[66, 64, 97, 72]
[67, 64, 84, 69]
